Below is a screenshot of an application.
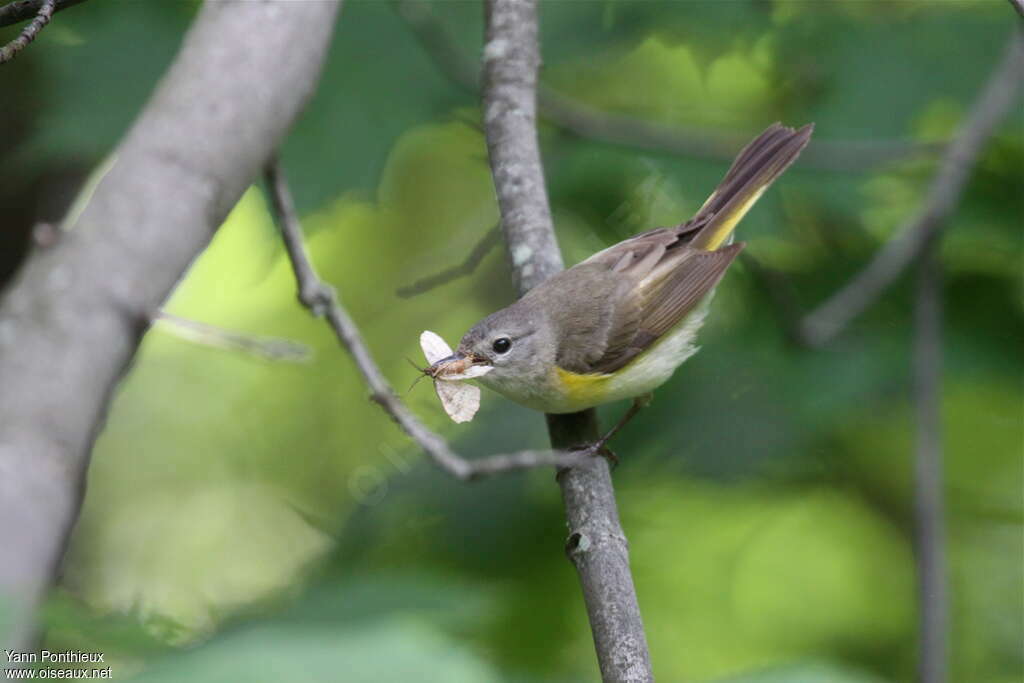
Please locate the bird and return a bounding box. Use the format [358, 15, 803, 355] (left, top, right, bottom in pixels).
[427, 122, 813, 453]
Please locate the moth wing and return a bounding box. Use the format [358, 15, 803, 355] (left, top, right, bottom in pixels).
[434, 379, 481, 423]
[420, 330, 454, 365]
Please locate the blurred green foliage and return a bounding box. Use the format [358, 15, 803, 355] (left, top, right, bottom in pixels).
[1, 0, 1021, 681]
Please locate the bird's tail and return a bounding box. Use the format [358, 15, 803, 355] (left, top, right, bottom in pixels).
[687, 122, 814, 252]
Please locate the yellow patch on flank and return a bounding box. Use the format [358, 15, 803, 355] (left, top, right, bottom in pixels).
[554, 366, 612, 408]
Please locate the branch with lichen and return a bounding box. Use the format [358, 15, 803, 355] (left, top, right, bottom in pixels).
[481, 1, 654, 680]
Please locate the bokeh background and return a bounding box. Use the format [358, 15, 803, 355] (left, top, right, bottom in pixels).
[1, 1, 1021, 681]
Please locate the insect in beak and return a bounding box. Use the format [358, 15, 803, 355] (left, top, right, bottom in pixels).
[426, 352, 492, 380]
[418, 330, 493, 423]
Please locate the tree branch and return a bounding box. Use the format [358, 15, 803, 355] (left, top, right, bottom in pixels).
[481, 1, 653, 680]
[537, 89, 932, 173]
[395, 223, 501, 298]
[0, 0, 53, 64]
[481, 2, 564, 292]
[800, 28, 1024, 347]
[153, 311, 311, 363]
[913, 244, 947, 683]
[0, 0, 341, 656]
[396, 0, 936, 173]
[0, 0, 82, 28]
[263, 160, 589, 480]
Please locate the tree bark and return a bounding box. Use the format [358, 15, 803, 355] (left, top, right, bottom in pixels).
[0, 0, 341, 654]
[481, 1, 654, 680]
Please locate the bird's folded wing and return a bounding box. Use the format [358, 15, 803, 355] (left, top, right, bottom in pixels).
[583, 243, 745, 374]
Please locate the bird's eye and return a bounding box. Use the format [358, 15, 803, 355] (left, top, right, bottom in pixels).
[492, 337, 512, 354]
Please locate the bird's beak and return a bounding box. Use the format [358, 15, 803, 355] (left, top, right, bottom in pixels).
[427, 351, 492, 380]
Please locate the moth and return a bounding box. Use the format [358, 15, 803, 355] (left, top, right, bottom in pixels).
[418, 330, 492, 423]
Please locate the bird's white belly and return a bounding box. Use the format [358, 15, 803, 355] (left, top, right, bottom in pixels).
[600, 295, 712, 403]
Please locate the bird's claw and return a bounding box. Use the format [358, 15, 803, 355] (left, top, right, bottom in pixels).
[570, 441, 619, 469]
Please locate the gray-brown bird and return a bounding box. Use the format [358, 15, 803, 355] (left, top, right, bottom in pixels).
[428, 123, 813, 446]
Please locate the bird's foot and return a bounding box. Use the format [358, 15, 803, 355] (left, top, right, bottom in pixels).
[569, 440, 619, 469]
[564, 394, 652, 471]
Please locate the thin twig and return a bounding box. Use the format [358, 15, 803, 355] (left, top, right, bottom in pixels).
[153, 311, 311, 363]
[800, 29, 1024, 347]
[263, 159, 589, 480]
[0, 0, 54, 64]
[0, 0, 81, 27]
[913, 243, 947, 683]
[395, 224, 501, 298]
[392, 0, 478, 90]
[395, 0, 936, 173]
[538, 88, 934, 173]
[482, 1, 653, 680]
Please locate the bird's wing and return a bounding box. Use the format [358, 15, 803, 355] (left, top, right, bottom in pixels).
[551, 123, 810, 375]
[584, 242, 744, 374]
[547, 232, 743, 375]
[552, 235, 745, 374]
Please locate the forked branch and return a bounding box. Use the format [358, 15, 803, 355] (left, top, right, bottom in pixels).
[264, 160, 588, 481]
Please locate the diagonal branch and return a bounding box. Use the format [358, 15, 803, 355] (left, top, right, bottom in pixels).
[800, 28, 1024, 347]
[912, 244, 948, 683]
[0, 0, 54, 64]
[153, 311, 311, 363]
[0, 0, 83, 28]
[395, 0, 936, 173]
[395, 223, 501, 298]
[481, 1, 653, 680]
[263, 160, 589, 481]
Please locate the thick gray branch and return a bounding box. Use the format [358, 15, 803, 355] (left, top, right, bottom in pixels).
[482, 1, 653, 680]
[481, 0, 563, 291]
[0, 0, 341, 654]
[800, 29, 1024, 346]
